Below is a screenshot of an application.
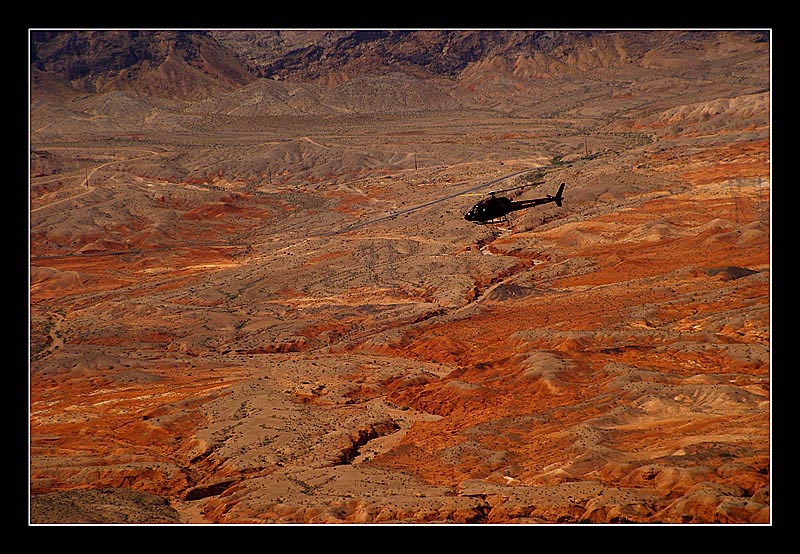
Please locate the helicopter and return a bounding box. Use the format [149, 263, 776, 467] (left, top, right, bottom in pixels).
[464, 182, 566, 225]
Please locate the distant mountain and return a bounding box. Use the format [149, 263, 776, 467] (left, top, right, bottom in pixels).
[211, 29, 533, 81]
[29, 29, 770, 117]
[30, 30, 255, 101]
[210, 29, 770, 82]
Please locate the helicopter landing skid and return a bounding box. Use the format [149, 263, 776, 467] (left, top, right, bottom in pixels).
[484, 222, 512, 238]
[476, 214, 512, 226]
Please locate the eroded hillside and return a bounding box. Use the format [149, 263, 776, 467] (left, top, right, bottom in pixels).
[29, 29, 770, 524]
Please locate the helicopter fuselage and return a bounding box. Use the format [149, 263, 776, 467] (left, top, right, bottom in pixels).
[464, 183, 565, 224]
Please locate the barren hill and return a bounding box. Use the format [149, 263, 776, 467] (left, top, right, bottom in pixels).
[29, 29, 770, 525]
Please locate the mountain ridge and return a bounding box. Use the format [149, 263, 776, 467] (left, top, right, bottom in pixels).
[31, 29, 770, 103]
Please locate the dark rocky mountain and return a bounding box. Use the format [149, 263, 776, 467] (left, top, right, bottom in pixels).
[212, 29, 548, 80]
[31, 29, 770, 102]
[211, 29, 771, 83]
[30, 30, 255, 100]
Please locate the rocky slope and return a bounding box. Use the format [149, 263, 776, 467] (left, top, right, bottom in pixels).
[29, 29, 771, 524]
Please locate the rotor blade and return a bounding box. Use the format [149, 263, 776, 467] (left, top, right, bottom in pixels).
[328, 168, 546, 235]
[492, 181, 545, 194]
[458, 180, 546, 198]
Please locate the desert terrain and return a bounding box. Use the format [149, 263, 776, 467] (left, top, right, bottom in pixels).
[29, 29, 771, 524]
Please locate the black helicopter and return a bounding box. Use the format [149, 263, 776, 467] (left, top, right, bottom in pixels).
[464, 182, 565, 224]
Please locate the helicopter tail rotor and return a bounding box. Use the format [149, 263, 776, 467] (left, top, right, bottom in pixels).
[554, 183, 565, 207]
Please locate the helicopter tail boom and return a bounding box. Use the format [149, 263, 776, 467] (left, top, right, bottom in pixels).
[508, 183, 566, 211]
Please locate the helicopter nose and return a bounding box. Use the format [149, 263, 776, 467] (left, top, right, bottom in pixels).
[464, 210, 475, 221]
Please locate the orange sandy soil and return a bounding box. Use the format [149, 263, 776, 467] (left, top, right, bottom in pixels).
[29, 137, 770, 524]
[349, 140, 770, 522]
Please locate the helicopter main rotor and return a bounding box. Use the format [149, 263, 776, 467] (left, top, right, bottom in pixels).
[485, 180, 545, 197]
[329, 168, 549, 235]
